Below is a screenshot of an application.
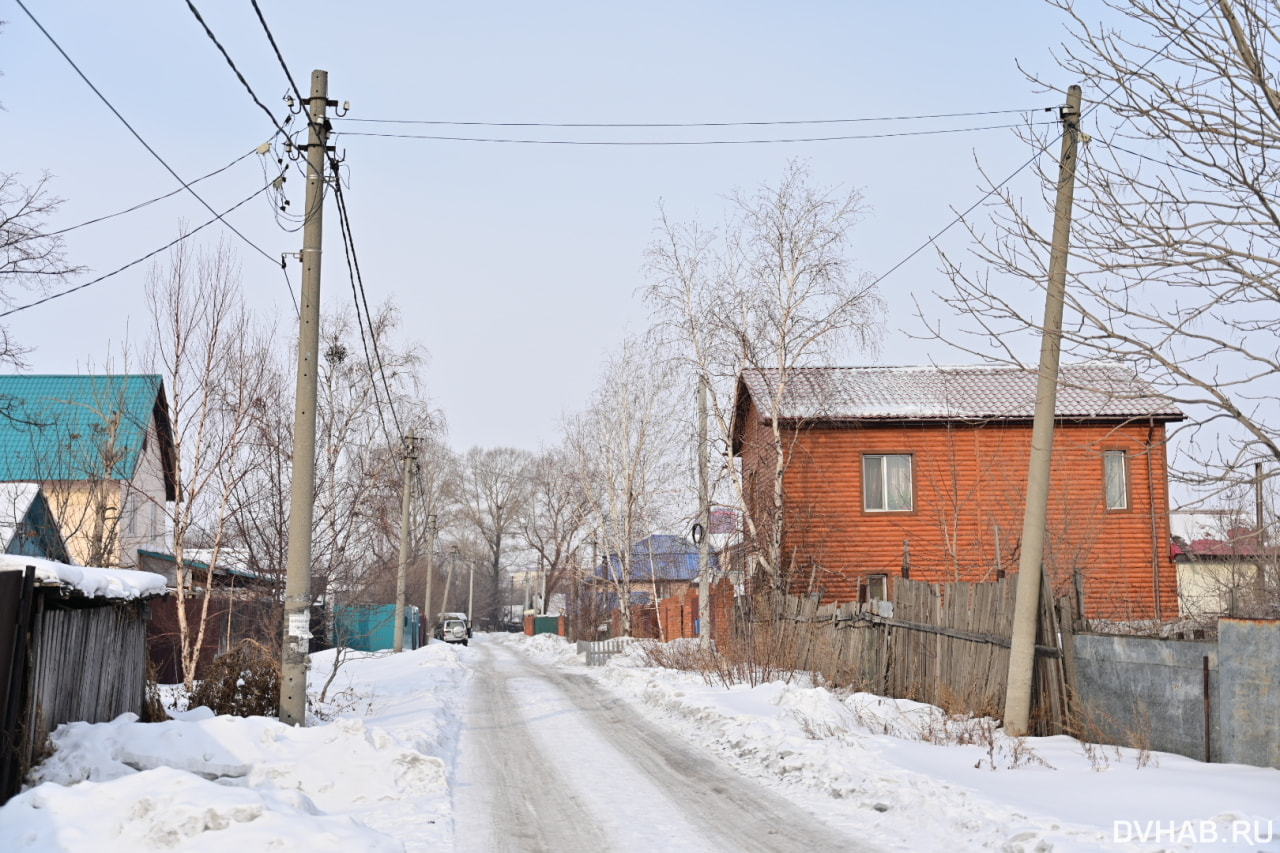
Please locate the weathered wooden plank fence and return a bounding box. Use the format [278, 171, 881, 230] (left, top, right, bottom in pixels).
[728, 576, 1072, 735]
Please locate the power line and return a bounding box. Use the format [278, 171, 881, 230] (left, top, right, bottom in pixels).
[15, 0, 297, 308]
[332, 169, 404, 444]
[871, 1, 1222, 288]
[336, 107, 1046, 129]
[0, 182, 274, 318]
[248, 0, 405, 441]
[250, 0, 314, 133]
[335, 121, 1050, 146]
[46, 144, 265, 237]
[184, 0, 289, 136]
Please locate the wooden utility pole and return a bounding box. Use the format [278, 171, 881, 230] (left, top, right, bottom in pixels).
[1004, 84, 1082, 737]
[697, 374, 712, 649]
[280, 70, 332, 726]
[393, 429, 417, 652]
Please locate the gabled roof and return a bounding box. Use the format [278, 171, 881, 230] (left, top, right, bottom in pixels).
[0, 375, 177, 500]
[736, 362, 1183, 428]
[603, 534, 718, 582]
[0, 482, 69, 562]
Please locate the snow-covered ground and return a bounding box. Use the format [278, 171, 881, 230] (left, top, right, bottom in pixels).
[0, 632, 1277, 852]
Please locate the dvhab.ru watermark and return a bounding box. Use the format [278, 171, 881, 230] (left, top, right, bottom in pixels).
[1113, 819, 1274, 845]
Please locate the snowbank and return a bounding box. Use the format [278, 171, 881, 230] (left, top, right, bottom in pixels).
[510, 633, 1280, 853]
[0, 555, 166, 600]
[0, 643, 471, 852]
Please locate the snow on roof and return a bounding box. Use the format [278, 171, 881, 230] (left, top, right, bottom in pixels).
[0, 554, 167, 600]
[739, 362, 1184, 422]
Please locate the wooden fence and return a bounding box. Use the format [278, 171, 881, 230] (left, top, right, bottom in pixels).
[0, 567, 151, 804]
[634, 575, 1072, 735]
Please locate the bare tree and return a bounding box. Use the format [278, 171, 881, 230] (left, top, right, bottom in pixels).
[451, 446, 533, 628]
[936, 0, 1280, 494]
[0, 171, 82, 364]
[644, 160, 884, 596]
[520, 447, 591, 612]
[565, 338, 687, 636]
[147, 238, 267, 688]
[224, 303, 437, 649]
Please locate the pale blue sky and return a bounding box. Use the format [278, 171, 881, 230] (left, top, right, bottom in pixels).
[3, 1, 1078, 451]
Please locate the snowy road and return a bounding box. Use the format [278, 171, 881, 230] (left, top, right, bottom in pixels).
[452, 638, 873, 853]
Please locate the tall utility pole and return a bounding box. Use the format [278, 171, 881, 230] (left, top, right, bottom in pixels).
[1003, 84, 1082, 736]
[280, 70, 332, 726]
[393, 429, 418, 652]
[696, 374, 712, 649]
[467, 558, 476, 627]
[443, 545, 458, 615]
[423, 514, 438, 636]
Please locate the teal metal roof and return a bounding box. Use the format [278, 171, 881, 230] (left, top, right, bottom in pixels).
[0, 375, 172, 490]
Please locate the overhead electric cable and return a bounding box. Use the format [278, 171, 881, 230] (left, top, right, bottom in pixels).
[47, 144, 265, 237]
[184, 0, 288, 136]
[335, 122, 1048, 146]
[0, 183, 273, 318]
[336, 108, 1044, 129]
[869, 0, 1219, 288]
[15, 0, 297, 309]
[332, 172, 404, 442]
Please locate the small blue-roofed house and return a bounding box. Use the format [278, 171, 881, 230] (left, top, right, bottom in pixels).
[0, 375, 177, 569]
[600, 534, 719, 604]
[0, 482, 70, 563]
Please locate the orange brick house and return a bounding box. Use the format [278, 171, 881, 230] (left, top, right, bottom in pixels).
[730, 363, 1184, 620]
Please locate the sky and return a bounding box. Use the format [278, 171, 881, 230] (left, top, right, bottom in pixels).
[2, 1, 1080, 453]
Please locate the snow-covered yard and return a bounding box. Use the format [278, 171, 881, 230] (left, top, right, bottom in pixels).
[0, 632, 1276, 852]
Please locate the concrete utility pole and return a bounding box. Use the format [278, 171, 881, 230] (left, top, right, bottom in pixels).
[423, 514, 438, 636]
[280, 70, 332, 727]
[1004, 84, 1082, 737]
[696, 374, 712, 650]
[467, 558, 476, 628]
[393, 429, 418, 652]
[443, 545, 458, 615]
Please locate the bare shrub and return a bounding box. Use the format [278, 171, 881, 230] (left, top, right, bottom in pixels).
[188, 639, 279, 717]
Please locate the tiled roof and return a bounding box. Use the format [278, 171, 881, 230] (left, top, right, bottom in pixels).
[0, 375, 167, 483]
[739, 362, 1183, 422]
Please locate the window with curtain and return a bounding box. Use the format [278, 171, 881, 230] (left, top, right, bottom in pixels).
[1104, 450, 1128, 510]
[864, 454, 913, 512]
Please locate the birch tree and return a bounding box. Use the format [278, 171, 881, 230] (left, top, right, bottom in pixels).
[565, 339, 686, 636]
[644, 160, 884, 596]
[147, 238, 266, 688]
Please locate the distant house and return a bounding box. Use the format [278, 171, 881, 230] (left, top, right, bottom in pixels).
[1169, 511, 1278, 618]
[601, 534, 719, 604]
[731, 363, 1184, 620]
[0, 375, 177, 569]
[0, 482, 70, 563]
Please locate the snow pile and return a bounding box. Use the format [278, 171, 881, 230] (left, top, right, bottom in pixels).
[505, 633, 1280, 853]
[0, 643, 471, 852]
[0, 555, 166, 600]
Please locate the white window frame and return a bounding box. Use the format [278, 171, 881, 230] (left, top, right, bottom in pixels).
[863, 454, 914, 512]
[1104, 450, 1129, 510]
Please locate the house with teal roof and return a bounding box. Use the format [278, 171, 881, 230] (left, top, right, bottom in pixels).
[0, 375, 177, 569]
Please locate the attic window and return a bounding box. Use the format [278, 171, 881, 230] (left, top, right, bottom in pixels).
[864, 454, 913, 512]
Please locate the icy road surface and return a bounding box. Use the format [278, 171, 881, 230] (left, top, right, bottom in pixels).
[453, 638, 872, 853]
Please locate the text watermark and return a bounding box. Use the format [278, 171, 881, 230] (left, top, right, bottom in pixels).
[1114, 820, 1274, 845]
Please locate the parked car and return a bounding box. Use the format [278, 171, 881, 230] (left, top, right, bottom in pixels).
[435, 618, 469, 646]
